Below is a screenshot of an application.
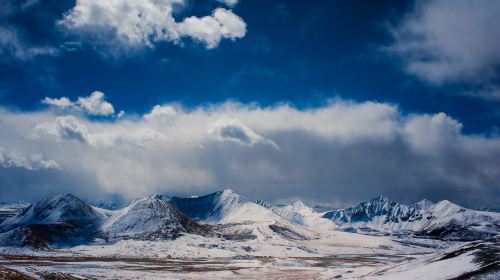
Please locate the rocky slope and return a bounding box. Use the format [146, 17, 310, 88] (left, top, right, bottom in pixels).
[322, 196, 500, 240]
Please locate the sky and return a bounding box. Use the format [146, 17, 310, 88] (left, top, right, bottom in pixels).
[0, 0, 499, 208]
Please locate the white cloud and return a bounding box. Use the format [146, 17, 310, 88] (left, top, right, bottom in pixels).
[0, 147, 60, 170]
[42, 97, 74, 109]
[177, 8, 246, 48]
[76, 91, 115, 116]
[403, 112, 462, 154]
[34, 115, 163, 148]
[216, 0, 239, 7]
[387, 0, 500, 92]
[1, 100, 500, 207]
[207, 117, 279, 149]
[143, 105, 177, 121]
[35, 115, 91, 144]
[42, 91, 115, 116]
[60, 0, 246, 50]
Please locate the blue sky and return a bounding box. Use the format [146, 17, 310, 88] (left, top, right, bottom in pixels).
[1, 0, 498, 132]
[0, 0, 499, 207]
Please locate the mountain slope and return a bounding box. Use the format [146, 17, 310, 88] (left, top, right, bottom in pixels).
[0, 194, 105, 247]
[414, 200, 500, 240]
[323, 196, 500, 240]
[169, 189, 315, 240]
[256, 200, 336, 230]
[101, 195, 211, 240]
[168, 189, 248, 223]
[0, 194, 213, 247]
[0, 202, 30, 224]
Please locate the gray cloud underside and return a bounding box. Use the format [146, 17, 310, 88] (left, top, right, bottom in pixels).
[0, 100, 499, 208]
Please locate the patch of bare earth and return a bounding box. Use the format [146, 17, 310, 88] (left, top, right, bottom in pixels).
[0, 265, 36, 280]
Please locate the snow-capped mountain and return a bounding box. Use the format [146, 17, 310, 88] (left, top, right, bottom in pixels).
[0, 194, 211, 247]
[0, 194, 105, 247]
[256, 200, 336, 230]
[101, 195, 211, 240]
[1, 191, 498, 249]
[0, 201, 30, 223]
[168, 189, 248, 223]
[323, 196, 421, 226]
[413, 200, 500, 240]
[322, 196, 500, 240]
[169, 189, 315, 240]
[1, 194, 104, 231]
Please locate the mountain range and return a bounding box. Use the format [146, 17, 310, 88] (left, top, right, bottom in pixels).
[0, 189, 498, 248]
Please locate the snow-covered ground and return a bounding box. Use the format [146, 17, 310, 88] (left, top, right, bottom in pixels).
[1, 231, 489, 279]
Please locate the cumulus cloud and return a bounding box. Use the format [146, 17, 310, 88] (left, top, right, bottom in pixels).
[42, 97, 74, 109]
[386, 0, 500, 99]
[177, 8, 246, 48]
[1, 101, 499, 208]
[60, 0, 246, 50]
[42, 91, 115, 116]
[34, 115, 91, 144]
[143, 105, 177, 121]
[207, 117, 279, 149]
[76, 91, 115, 116]
[0, 147, 60, 170]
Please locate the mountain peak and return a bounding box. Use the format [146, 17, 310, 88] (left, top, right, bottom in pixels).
[52, 193, 79, 202]
[218, 188, 236, 196]
[102, 195, 210, 239]
[292, 201, 305, 207]
[168, 189, 249, 223]
[0, 193, 104, 242]
[369, 195, 391, 203]
[150, 194, 170, 201]
[433, 199, 462, 212]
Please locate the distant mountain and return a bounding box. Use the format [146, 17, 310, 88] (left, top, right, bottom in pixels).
[101, 195, 211, 240]
[0, 194, 105, 248]
[87, 193, 128, 210]
[256, 200, 335, 230]
[323, 196, 500, 241]
[1, 191, 498, 249]
[0, 202, 30, 223]
[474, 206, 500, 213]
[169, 189, 315, 240]
[0, 194, 211, 248]
[169, 189, 248, 223]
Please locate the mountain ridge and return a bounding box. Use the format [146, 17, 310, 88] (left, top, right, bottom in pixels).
[1, 191, 499, 249]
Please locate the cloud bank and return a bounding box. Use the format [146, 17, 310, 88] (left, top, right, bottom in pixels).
[0, 99, 499, 208]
